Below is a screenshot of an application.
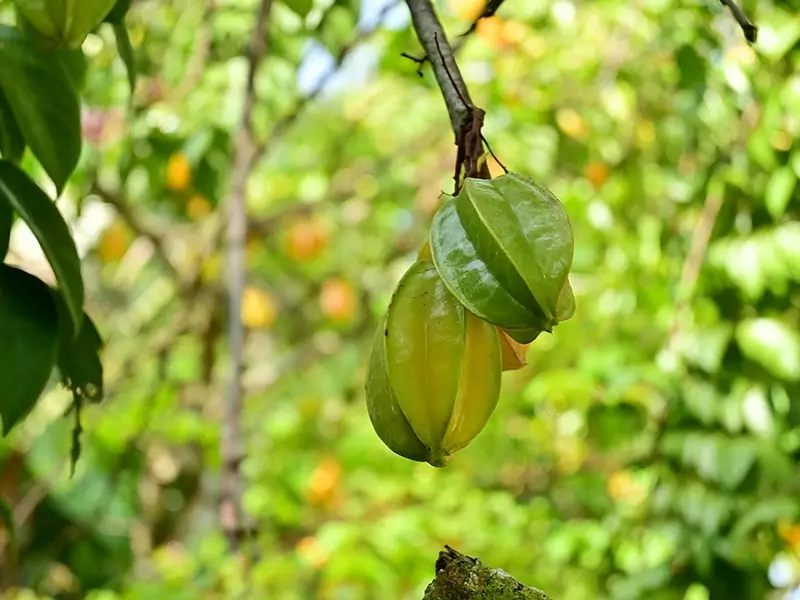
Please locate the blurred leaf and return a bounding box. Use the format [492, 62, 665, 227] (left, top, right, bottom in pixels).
[0, 26, 81, 193]
[736, 318, 800, 381]
[284, 0, 313, 18]
[716, 438, 755, 490]
[0, 199, 10, 259]
[765, 167, 796, 220]
[731, 497, 799, 539]
[112, 23, 137, 99]
[0, 160, 84, 338]
[0, 91, 24, 164]
[0, 496, 13, 549]
[586, 403, 647, 451]
[0, 264, 59, 435]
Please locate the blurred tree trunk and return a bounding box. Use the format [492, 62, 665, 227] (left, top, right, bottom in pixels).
[423, 546, 549, 599]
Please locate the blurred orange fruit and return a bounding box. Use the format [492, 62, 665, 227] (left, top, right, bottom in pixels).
[583, 161, 610, 189]
[319, 278, 357, 323]
[296, 536, 329, 568]
[241, 287, 278, 329]
[607, 470, 636, 500]
[166, 152, 192, 193]
[306, 456, 342, 507]
[556, 108, 588, 140]
[286, 217, 329, 262]
[97, 222, 133, 263]
[778, 520, 800, 550]
[186, 194, 212, 220]
[476, 17, 509, 50]
[448, 0, 485, 21]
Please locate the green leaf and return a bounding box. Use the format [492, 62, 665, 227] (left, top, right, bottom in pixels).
[0, 26, 82, 194]
[0, 160, 84, 337]
[736, 318, 800, 381]
[104, 0, 132, 25]
[56, 304, 104, 404]
[284, 0, 313, 18]
[731, 497, 799, 539]
[0, 264, 59, 435]
[586, 403, 647, 452]
[715, 438, 755, 490]
[112, 23, 137, 99]
[0, 200, 10, 260]
[0, 91, 24, 164]
[13, 0, 117, 48]
[765, 167, 796, 220]
[430, 173, 574, 342]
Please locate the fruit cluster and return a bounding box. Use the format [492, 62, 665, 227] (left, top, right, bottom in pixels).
[366, 173, 575, 467]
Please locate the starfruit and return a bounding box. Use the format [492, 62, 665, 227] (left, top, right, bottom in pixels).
[365, 259, 502, 467]
[13, 0, 117, 49]
[430, 172, 576, 344]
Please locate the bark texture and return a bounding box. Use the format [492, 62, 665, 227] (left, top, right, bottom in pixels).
[423, 546, 550, 600]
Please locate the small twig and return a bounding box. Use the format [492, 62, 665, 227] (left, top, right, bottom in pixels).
[718, 0, 758, 43]
[481, 134, 508, 174]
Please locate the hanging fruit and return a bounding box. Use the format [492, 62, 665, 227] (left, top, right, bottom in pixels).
[429, 172, 575, 344]
[365, 259, 502, 467]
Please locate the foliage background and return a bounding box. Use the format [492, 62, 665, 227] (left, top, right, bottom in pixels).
[1, 0, 800, 598]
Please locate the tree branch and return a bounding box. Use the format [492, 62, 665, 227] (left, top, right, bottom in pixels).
[404, 0, 473, 137]
[719, 0, 757, 43]
[423, 546, 549, 599]
[220, 0, 273, 552]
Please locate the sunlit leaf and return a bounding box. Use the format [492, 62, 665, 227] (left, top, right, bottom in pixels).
[0, 160, 84, 337]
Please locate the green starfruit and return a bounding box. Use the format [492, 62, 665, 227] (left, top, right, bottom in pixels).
[13, 0, 117, 49]
[365, 259, 502, 467]
[430, 172, 575, 344]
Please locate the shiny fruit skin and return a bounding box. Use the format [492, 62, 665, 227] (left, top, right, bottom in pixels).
[365, 259, 502, 467]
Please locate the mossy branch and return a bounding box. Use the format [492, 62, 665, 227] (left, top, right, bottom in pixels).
[423, 546, 550, 600]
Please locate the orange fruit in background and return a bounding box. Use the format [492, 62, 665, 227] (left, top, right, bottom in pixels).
[166, 152, 192, 193]
[186, 194, 212, 220]
[556, 108, 589, 140]
[448, 0, 485, 20]
[97, 221, 133, 263]
[241, 287, 278, 329]
[319, 278, 357, 323]
[286, 217, 329, 262]
[584, 161, 610, 189]
[306, 456, 342, 507]
[476, 16, 509, 50]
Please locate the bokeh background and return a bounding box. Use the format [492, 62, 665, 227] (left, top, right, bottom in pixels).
[1, 0, 800, 598]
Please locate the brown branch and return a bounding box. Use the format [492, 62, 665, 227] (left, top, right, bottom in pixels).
[220, 0, 274, 552]
[404, 0, 473, 137]
[91, 182, 181, 281]
[719, 0, 757, 43]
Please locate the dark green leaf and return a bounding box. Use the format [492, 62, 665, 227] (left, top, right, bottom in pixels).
[104, 0, 132, 25]
[284, 0, 314, 18]
[56, 302, 104, 404]
[0, 26, 81, 194]
[0, 160, 84, 337]
[587, 403, 648, 452]
[0, 91, 24, 164]
[0, 264, 59, 435]
[112, 23, 137, 99]
[0, 199, 10, 259]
